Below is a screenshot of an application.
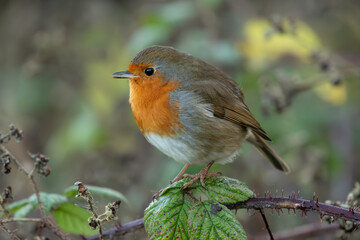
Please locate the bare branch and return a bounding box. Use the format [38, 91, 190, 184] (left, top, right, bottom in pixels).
[0, 222, 21, 240]
[0, 218, 43, 224]
[1, 125, 70, 240]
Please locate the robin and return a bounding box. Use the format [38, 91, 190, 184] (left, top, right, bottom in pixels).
[113, 46, 290, 189]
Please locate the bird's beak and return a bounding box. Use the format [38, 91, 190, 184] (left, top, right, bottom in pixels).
[112, 70, 138, 79]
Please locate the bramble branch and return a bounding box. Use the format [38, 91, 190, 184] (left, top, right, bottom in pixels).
[86, 195, 360, 239]
[223, 196, 360, 224]
[86, 218, 145, 240]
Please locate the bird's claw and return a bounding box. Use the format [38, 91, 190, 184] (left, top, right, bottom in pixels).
[182, 171, 220, 190]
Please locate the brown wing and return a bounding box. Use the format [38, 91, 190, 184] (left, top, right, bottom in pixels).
[213, 104, 271, 141]
[188, 75, 271, 141]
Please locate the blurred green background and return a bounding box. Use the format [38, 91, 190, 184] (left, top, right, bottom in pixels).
[1, 0, 359, 239]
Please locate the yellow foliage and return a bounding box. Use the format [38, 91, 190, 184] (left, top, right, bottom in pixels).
[315, 82, 347, 106]
[241, 18, 321, 70]
[84, 44, 130, 117]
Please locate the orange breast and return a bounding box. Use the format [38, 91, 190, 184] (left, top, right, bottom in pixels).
[129, 75, 182, 136]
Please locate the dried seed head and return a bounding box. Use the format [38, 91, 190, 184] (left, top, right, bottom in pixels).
[9, 124, 24, 142]
[88, 216, 99, 230]
[1, 154, 12, 174]
[29, 152, 51, 177]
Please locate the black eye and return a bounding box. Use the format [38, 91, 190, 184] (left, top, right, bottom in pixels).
[144, 68, 154, 76]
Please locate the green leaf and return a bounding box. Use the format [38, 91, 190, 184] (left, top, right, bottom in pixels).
[160, 176, 253, 203]
[13, 204, 35, 218]
[64, 185, 127, 203]
[196, 177, 254, 203]
[6, 198, 31, 214]
[145, 192, 191, 240]
[146, 176, 251, 239]
[188, 201, 247, 240]
[6, 192, 68, 217]
[40, 193, 68, 215]
[53, 202, 97, 236]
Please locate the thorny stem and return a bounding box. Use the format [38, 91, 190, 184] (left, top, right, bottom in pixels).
[223, 197, 360, 224]
[86, 196, 360, 239]
[86, 218, 145, 240]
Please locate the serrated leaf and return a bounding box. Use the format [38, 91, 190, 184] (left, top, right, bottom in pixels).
[53, 202, 96, 236]
[188, 201, 247, 240]
[196, 177, 253, 203]
[64, 185, 127, 203]
[145, 192, 191, 240]
[6, 192, 68, 217]
[160, 176, 253, 203]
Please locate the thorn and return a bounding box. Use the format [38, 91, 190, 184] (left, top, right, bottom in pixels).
[269, 193, 272, 199]
[312, 192, 316, 200]
[316, 197, 319, 207]
[265, 192, 267, 198]
[293, 209, 296, 214]
[279, 208, 283, 214]
[297, 190, 300, 198]
[275, 208, 280, 215]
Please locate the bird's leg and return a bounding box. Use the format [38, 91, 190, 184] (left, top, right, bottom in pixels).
[182, 161, 219, 189]
[153, 164, 191, 200]
[170, 164, 190, 184]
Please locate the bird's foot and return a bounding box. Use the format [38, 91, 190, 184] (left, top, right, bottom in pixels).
[182, 161, 218, 189]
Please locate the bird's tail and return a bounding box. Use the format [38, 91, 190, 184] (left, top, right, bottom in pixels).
[247, 132, 290, 173]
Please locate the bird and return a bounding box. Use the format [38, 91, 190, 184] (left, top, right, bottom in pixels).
[113, 45, 290, 190]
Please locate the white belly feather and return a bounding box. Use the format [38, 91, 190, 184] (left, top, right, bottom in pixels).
[145, 133, 195, 164]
